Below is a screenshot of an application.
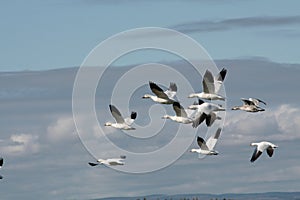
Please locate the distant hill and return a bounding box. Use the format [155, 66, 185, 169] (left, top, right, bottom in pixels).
[93, 192, 300, 200]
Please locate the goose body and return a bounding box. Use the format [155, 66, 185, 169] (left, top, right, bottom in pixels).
[143, 81, 177, 104]
[162, 102, 193, 124]
[89, 155, 126, 166]
[188, 99, 224, 128]
[190, 128, 221, 155]
[188, 68, 227, 101]
[104, 105, 137, 130]
[250, 141, 278, 162]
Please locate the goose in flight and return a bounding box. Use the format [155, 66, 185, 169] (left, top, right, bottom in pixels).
[142, 81, 177, 104]
[162, 102, 194, 124]
[89, 155, 126, 166]
[250, 141, 278, 162]
[104, 105, 137, 130]
[232, 98, 266, 112]
[188, 99, 224, 128]
[0, 157, 3, 179]
[190, 128, 222, 155]
[188, 68, 227, 100]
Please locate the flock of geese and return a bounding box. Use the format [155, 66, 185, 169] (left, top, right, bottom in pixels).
[89, 67, 278, 167]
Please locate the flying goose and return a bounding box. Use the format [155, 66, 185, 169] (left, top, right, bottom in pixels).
[162, 102, 194, 124]
[142, 81, 177, 104]
[89, 155, 126, 166]
[232, 98, 266, 112]
[188, 68, 227, 101]
[190, 128, 222, 155]
[250, 141, 278, 162]
[188, 99, 224, 128]
[104, 105, 137, 130]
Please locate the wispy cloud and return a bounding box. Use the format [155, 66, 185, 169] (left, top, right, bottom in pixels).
[170, 15, 300, 33]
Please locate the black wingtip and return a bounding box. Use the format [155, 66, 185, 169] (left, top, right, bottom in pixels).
[218, 68, 227, 81]
[198, 99, 205, 105]
[88, 162, 98, 167]
[131, 112, 137, 120]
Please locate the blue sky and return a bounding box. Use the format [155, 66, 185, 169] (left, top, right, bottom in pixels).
[1, 0, 300, 71]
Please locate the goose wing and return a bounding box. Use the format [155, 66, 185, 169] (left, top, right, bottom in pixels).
[109, 105, 125, 123]
[205, 112, 218, 127]
[249, 98, 267, 106]
[266, 146, 274, 157]
[241, 98, 255, 106]
[197, 136, 209, 150]
[0, 158, 3, 168]
[165, 82, 177, 99]
[192, 112, 207, 128]
[124, 111, 137, 125]
[206, 128, 221, 150]
[250, 147, 263, 162]
[149, 82, 169, 99]
[202, 70, 215, 94]
[173, 102, 188, 118]
[214, 68, 227, 93]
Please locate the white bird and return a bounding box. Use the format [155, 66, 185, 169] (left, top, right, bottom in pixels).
[188, 68, 227, 100]
[250, 141, 278, 162]
[104, 105, 137, 130]
[162, 102, 194, 124]
[89, 155, 126, 166]
[190, 128, 222, 155]
[0, 157, 3, 179]
[232, 98, 266, 112]
[188, 99, 224, 128]
[142, 81, 177, 104]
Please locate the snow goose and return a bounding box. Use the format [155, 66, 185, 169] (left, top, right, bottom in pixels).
[190, 128, 222, 155]
[142, 81, 177, 104]
[250, 141, 278, 162]
[232, 98, 266, 112]
[0, 157, 3, 179]
[89, 155, 126, 166]
[104, 105, 137, 130]
[162, 102, 194, 124]
[188, 99, 224, 128]
[188, 68, 227, 101]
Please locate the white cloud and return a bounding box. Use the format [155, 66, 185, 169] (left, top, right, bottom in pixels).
[0, 133, 40, 156]
[223, 104, 300, 145]
[47, 116, 77, 142]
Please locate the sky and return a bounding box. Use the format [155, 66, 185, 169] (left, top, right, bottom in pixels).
[1, 0, 300, 71]
[1, 1, 300, 200]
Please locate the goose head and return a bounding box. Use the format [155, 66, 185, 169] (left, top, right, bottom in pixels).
[142, 94, 152, 99]
[104, 122, 112, 126]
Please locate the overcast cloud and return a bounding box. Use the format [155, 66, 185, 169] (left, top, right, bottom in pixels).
[0, 58, 300, 199]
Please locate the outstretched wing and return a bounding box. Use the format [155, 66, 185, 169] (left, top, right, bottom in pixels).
[197, 136, 209, 150]
[249, 98, 267, 106]
[250, 148, 263, 162]
[125, 111, 137, 125]
[206, 128, 221, 150]
[214, 68, 227, 93]
[165, 82, 177, 99]
[192, 112, 207, 128]
[241, 98, 255, 106]
[149, 81, 169, 99]
[266, 146, 274, 157]
[202, 70, 215, 94]
[173, 102, 188, 118]
[0, 158, 3, 168]
[205, 112, 220, 127]
[109, 105, 125, 123]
